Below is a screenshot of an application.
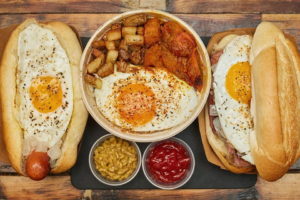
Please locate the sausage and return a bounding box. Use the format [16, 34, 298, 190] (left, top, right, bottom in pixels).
[25, 151, 50, 180]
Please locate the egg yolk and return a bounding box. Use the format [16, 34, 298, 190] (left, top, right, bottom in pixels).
[225, 62, 251, 104]
[29, 76, 63, 113]
[117, 83, 156, 126]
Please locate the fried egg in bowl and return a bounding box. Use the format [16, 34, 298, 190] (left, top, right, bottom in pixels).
[80, 10, 211, 142]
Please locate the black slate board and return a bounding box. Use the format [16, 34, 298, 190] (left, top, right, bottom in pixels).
[70, 37, 257, 189]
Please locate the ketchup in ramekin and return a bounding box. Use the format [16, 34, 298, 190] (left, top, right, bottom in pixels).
[146, 140, 191, 184]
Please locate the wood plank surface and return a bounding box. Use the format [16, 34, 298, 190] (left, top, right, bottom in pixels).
[0, 176, 82, 200]
[0, 13, 260, 37]
[0, 0, 125, 14]
[0, 0, 166, 14]
[1, 174, 300, 199]
[1, 0, 300, 14]
[168, 0, 300, 14]
[0, 13, 299, 47]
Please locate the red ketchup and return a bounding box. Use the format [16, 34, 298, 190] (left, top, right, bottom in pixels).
[146, 140, 191, 184]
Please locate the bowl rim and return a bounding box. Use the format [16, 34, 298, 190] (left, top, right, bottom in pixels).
[141, 137, 195, 190]
[88, 133, 142, 186]
[80, 9, 212, 142]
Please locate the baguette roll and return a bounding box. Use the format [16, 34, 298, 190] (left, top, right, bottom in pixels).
[200, 22, 300, 181]
[250, 22, 300, 181]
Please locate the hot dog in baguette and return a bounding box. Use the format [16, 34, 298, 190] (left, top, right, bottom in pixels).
[200, 22, 300, 181]
[0, 18, 88, 180]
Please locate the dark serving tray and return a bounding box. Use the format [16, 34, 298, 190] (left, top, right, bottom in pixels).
[70, 37, 257, 190]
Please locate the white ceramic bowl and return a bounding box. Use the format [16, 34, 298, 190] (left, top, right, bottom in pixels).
[142, 137, 195, 189]
[89, 134, 141, 186]
[80, 9, 211, 142]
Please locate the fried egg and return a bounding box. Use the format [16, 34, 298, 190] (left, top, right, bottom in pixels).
[18, 23, 73, 160]
[213, 35, 254, 163]
[94, 67, 200, 132]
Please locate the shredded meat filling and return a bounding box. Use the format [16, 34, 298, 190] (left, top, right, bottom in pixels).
[207, 50, 253, 169]
[210, 50, 223, 66]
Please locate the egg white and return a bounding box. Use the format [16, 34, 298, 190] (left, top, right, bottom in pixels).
[213, 35, 254, 163]
[94, 68, 200, 132]
[18, 24, 73, 160]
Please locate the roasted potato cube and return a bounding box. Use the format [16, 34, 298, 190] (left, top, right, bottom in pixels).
[144, 18, 161, 47]
[92, 48, 104, 58]
[111, 23, 122, 30]
[84, 74, 102, 89]
[116, 61, 139, 73]
[105, 41, 116, 50]
[122, 27, 137, 36]
[97, 63, 114, 78]
[119, 39, 128, 50]
[123, 14, 147, 26]
[87, 55, 105, 74]
[137, 27, 144, 35]
[124, 35, 144, 46]
[106, 50, 119, 64]
[106, 28, 121, 41]
[92, 40, 106, 48]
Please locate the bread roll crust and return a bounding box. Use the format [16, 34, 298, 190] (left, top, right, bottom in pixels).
[0, 18, 88, 175]
[250, 22, 300, 181]
[207, 28, 255, 55]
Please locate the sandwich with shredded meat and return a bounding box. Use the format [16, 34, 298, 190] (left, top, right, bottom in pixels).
[199, 22, 300, 181]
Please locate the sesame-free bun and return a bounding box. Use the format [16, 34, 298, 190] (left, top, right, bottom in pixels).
[250, 22, 300, 181]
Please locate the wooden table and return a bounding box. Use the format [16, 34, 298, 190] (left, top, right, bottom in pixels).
[0, 0, 300, 199]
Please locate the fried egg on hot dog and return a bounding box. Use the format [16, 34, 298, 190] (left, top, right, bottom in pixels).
[0, 19, 88, 180]
[18, 23, 73, 162]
